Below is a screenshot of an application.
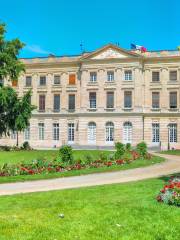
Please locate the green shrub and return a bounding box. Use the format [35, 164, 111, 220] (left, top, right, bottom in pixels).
[84, 154, 93, 164]
[125, 143, 131, 151]
[99, 152, 107, 162]
[115, 142, 125, 159]
[59, 145, 73, 163]
[108, 153, 115, 161]
[0, 145, 11, 151]
[21, 141, 31, 150]
[136, 142, 147, 158]
[123, 152, 132, 163]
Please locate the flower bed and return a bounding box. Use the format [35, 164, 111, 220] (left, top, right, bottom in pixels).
[156, 177, 180, 207]
[0, 150, 152, 177]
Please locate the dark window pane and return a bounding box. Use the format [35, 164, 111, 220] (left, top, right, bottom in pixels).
[124, 91, 132, 108]
[68, 95, 75, 111]
[54, 94, 60, 112]
[106, 92, 114, 108]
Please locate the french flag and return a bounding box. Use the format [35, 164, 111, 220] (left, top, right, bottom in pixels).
[131, 44, 147, 52]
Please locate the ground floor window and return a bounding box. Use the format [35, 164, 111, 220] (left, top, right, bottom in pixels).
[123, 122, 132, 143]
[88, 122, 96, 143]
[68, 123, 75, 143]
[53, 123, 59, 141]
[168, 123, 177, 143]
[38, 123, 44, 140]
[105, 122, 114, 142]
[152, 123, 160, 143]
[11, 131, 17, 140]
[24, 126, 30, 140]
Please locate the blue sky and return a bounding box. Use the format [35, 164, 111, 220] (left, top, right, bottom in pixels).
[0, 0, 179, 57]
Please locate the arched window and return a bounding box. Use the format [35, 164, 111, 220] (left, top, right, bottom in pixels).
[168, 123, 177, 143]
[88, 122, 96, 143]
[105, 122, 114, 143]
[123, 122, 132, 143]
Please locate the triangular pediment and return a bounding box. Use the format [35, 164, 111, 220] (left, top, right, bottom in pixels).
[81, 44, 140, 60]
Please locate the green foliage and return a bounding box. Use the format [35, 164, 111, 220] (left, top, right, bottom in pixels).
[0, 87, 36, 143]
[136, 141, 147, 158]
[59, 145, 73, 163]
[99, 152, 107, 161]
[21, 141, 31, 150]
[0, 23, 25, 81]
[84, 153, 93, 164]
[125, 143, 131, 151]
[115, 142, 125, 159]
[123, 152, 132, 163]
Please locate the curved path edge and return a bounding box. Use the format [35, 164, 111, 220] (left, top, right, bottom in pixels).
[0, 152, 180, 196]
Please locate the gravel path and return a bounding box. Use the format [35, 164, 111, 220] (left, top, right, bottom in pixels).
[0, 152, 180, 196]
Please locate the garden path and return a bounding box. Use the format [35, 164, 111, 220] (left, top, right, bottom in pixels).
[0, 152, 180, 196]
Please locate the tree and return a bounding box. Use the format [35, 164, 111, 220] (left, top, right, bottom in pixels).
[0, 87, 35, 145]
[0, 23, 25, 81]
[0, 23, 35, 145]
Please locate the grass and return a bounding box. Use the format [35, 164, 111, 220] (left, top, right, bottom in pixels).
[0, 178, 179, 240]
[0, 150, 111, 165]
[160, 150, 180, 155]
[0, 150, 165, 183]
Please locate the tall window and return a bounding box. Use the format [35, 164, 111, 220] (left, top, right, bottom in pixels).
[11, 131, 17, 140]
[123, 122, 132, 143]
[169, 71, 177, 81]
[107, 71, 114, 82]
[24, 126, 30, 140]
[54, 75, 61, 85]
[68, 123, 75, 143]
[169, 92, 177, 109]
[152, 92, 160, 109]
[106, 92, 114, 108]
[68, 94, 75, 111]
[53, 123, 59, 141]
[39, 95, 46, 111]
[88, 122, 96, 143]
[90, 72, 97, 82]
[124, 91, 132, 108]
[168, 123, 177, 143]
[89, 92, 96, 109]
[25, 76, 32, 87]
[152, 123, 160, 143]
[39, 76, 46, 86]
[69, 74, 76, 85]
[54, 94, 60, 112]
[38, 123, 44, 140]
[124, 70, 132, 81]
[152, 71, 160, 82]
[105, 122, 114, 143]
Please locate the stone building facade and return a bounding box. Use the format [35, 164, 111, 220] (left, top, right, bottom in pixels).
[1, 44, 180, 149]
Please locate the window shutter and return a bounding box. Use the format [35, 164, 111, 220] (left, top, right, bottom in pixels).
[69, 74, 76, 85]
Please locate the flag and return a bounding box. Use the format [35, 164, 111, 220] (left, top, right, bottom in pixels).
[131, 43, 147, 52]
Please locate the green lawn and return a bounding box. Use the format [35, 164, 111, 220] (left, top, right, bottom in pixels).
[0, 150, 111, 165]
[0, 178, 179, 240]
[160, 150, 180, 155]
[0, 150, 164, 183]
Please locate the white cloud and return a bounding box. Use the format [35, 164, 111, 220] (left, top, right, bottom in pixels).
[25, 44, 50, 54]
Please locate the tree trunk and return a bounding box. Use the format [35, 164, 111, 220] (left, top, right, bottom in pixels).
[16, 131, 19, 147]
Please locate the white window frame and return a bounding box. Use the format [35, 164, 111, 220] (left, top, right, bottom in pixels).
[11, 131, 17, 140]
[124, 70, 132, 81]
[24, 126, 30, 140]
[38, 123, 44, 140]
[88, 122, 96, 144]
[68, 123, 75, 144]
[168, 123, 177, 143]
[53, 123, 59, 141]
[105, 122, 114, 143]
[90, 72, 97, 82]
[152, 123, 160, 143]
[123, 122, 132, 144]
[107, 71, 114, 82]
